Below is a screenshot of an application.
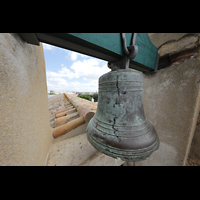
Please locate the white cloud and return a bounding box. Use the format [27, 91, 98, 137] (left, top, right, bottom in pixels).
[46, 76, 98, 92]
[67, 51, 91, 61]
[43, 43, 55, 50]
[46, 57, 111, 92]
[70, 58, 110, 80]
[68, 51, 78, 61]
[59, 64, 79, 79]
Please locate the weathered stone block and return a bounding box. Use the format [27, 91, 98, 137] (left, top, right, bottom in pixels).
[47, 133, 98, 166]
[158, 35, 199, 57]
[150, 33, 190, 48]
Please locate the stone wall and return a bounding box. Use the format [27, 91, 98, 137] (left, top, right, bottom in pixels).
[135, 33, 200, 166]
[150, 33, 200, 70]
[0, 33, 51, 165]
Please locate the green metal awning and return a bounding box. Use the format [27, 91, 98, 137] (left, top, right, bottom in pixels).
[18, 33, 159, 72]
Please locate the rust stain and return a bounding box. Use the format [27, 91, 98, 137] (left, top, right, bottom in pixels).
[100, 155, 105, 161]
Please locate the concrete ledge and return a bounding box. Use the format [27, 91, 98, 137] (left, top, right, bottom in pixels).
[47, 133, 98, 166]
[47, 133, 125, 166]
[78, 151, 125, 166]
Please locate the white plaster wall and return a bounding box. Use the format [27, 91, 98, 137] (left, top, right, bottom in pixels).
[0, 33, 51, 165]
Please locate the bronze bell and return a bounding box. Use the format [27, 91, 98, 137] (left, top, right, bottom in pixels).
[87, 68, 159, 162]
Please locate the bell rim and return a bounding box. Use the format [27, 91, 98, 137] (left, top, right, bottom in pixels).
[87, 131, 160, 162]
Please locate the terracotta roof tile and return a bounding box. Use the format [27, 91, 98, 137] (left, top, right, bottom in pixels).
[48, 93, 96, 138]
[47, 93, 125, 166]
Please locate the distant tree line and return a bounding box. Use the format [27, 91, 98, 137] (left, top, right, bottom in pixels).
[49, 90, 56, 95]
[78, 93, 98, 102]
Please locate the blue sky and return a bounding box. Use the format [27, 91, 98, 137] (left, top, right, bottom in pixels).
[43, 43, 110, 92]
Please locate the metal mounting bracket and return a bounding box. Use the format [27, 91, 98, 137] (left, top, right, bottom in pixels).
[108, 55, 130, 71]
[107, 33, 138, 71]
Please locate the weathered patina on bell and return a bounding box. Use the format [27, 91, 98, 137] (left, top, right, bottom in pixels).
[87, 69, 159, 162]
